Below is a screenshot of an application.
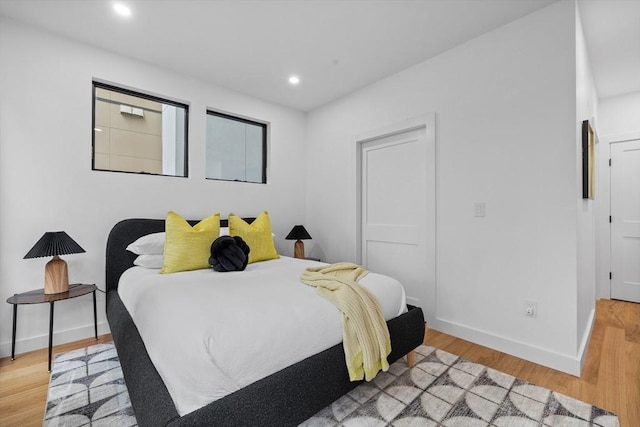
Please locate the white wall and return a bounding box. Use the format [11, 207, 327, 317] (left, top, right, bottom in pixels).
[574, 1, 598, 370]
[306, 0, 591, 374]
[0, 18, 308, 357]
[598, 92, 640, 137]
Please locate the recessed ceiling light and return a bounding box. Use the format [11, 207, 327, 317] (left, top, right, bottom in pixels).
[113, 3, 132, 17]
[288, 75, 300, 85]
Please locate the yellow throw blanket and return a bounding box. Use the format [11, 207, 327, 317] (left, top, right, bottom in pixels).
[300, 262, 391, 381]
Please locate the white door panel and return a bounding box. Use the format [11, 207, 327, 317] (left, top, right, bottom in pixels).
[361, 127, 428, 308]
[611, 139, 640, 302]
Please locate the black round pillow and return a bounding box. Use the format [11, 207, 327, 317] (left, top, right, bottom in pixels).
[209, 235, 250, 272]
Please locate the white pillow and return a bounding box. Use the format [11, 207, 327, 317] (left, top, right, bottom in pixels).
[126, 232, 165, 255]
[134, 254, 164, 269]
[126, 228, 232, 256]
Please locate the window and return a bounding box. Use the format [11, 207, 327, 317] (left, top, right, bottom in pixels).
[206, 111, 267, 183]
[92, 82, 188, 177]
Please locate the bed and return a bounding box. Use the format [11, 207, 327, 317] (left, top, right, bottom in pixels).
[105, 217, 426, 426]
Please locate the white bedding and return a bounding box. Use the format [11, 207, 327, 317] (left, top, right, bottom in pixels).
[118, 256, 407, 416]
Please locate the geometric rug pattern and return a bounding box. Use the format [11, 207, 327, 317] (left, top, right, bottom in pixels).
[301, 345, 620, 427]
[45, 342, 619, 427]
[44, 342, 136, 427]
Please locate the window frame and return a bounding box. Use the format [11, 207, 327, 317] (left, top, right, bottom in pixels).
[92, 81, 190, 177]
[205, 110, 268, 184]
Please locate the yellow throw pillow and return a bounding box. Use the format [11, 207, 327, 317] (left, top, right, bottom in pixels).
[229, 211, 279, 264]
[160, 211, 220, 274]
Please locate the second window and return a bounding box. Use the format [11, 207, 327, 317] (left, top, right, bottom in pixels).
[206, 111, 267, 184]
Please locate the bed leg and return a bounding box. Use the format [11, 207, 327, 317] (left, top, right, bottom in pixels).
[406, 350, 416, 368]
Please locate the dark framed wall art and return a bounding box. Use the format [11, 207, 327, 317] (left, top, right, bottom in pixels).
[582, 119, 596, 199]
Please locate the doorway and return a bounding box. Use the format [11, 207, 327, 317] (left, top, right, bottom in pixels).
[610, 138, 640, 302]
[356, 114, 436, 316]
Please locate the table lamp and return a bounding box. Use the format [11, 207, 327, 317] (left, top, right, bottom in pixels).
[285, 225, 312, 259]
[24, 231, 86, 294]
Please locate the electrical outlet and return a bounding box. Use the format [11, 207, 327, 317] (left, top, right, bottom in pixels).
[525, 300, 537, 318]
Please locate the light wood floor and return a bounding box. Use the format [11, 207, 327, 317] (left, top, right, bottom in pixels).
[0, 299, 637, 426]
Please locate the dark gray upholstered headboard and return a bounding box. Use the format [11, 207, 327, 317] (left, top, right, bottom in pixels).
[105, 218, 254, 293]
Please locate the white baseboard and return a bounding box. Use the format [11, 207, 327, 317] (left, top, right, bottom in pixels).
[577, 307, 596, 373]
[0, 321, 111, 359]
[428, 315, 595, 377]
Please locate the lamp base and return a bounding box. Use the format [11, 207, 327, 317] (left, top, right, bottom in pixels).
[44, 256, 69, 294]
[294, 240, 305, 259]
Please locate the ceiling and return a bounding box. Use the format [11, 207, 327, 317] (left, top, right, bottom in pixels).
[579, 0, 640, 99]
[0, 0, 638, 111]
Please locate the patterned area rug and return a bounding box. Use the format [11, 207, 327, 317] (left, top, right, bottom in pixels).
[44, 342, 619, 426]
[44, 342, 136, 426]
[303, 345, 619, 426]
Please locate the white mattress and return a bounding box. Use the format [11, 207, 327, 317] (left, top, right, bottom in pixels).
[118, 256, 407, 415]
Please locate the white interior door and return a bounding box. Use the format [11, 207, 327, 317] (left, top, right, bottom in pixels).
[360, 126, 429, 309]
[611, 139, 640, 302]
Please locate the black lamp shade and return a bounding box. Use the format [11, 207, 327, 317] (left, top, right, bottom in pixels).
[24, 232, 86, 259]
[285, 225, 312, 240]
